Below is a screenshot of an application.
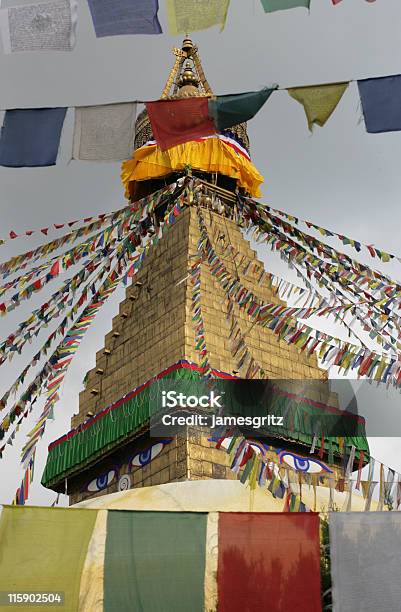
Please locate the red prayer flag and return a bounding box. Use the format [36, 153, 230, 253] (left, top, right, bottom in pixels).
[218, 513, 321, 612]
[41, 228, 49, 235]
[146, 98, 215, 151]
[50, 261, 60, 277]
[9, 231, 17, 239]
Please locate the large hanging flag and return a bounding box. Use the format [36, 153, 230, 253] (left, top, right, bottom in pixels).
[330, 512, 401, 612]
[73, 103, 137, 161]
[87, 0, 162, 37]
[358, 75, 401, 133]
[260, 0, 310, 12]
[103, 511, 207, 610]
[218, 513, 321, 612]
[166, 0, 230, 35]
[146, 89, 275, 151]
[288, 82, 349, 131]
[0, 506, 98, 611]
[0, 108, 67, 167]
[0, 0, 78, 53]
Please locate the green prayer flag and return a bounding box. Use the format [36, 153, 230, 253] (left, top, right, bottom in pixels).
[104, 511, 207, 611]
[288, 82, 349, 131]
[261, 0, 310, 12]
[208, 88, 276, 132]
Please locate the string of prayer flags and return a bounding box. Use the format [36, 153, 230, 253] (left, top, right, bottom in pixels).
[358, 75, 401, 134]
[146, 89, 274, 151]
[0, 108, 67, 167]
[288, 82, 349, 131]
[266, 201, 397, 263]
[191, 257, 213, 378]
[3, 78, 401, 164]
[73, 103, 137, 161]
[260, 0, 310, 13]
[87, 0, 162, 38]
[0, 202, 132, 247]
[0, 206, 133, 278]
[243, 194, 399, 296]
[166, 0, 230, 35]
[197, 200, 401, 387]
[0, 0, 78, 54]
[1, 185, 186, 497]
[0, 246, 115, 364]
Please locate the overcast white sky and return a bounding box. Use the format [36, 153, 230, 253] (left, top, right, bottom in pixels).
[1, 0, 401, 506]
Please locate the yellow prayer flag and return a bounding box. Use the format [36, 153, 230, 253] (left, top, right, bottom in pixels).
[288, 82, 349, 131]
[166, 0, 230, 35]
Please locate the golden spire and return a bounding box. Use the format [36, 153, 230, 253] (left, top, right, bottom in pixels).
[161, 38, 213, 99]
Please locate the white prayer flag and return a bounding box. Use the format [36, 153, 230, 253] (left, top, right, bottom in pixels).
[72, 103, 137, 162]
[0, 0, 77, 54]
[330, 513, 401, 612]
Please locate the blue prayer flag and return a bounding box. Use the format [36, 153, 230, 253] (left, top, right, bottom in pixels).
[0, 108, 67, 168]
[358, 75, 401, 133]
[87, 0, 162, 37]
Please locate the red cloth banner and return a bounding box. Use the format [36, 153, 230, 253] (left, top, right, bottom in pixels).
[146, 98, 215, 151]
[218, 512, 321, 612]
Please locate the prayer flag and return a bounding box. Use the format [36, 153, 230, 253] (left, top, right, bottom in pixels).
[209, 88, 276, 131]
[288, 82, 349, 131]
[330, 513, 401, 612]
[147, 89, 275, 150]
[358, 75, 401, 133]
[0, 506, 98, 611]
[261, 0, 310, 12]
[218, 513, 321, 612]
[166, 0, 230, 35]
[87, 0, 162, 37]
[104, 511, 207, 610]
[73, 103, 137, 161]
[0, 108, 67, 167]
[146, 98, 215, 151]
[0, 0, 78, 53]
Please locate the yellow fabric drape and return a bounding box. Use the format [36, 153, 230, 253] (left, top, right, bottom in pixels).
[121, 137, 264, 199]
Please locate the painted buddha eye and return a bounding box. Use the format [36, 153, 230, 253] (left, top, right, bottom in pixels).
[87, 469, 117, 492]
[130, 441, 170, 468]
[278, 451, 332, 474]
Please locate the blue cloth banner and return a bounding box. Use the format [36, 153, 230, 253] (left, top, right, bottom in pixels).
[0, 108, 67, 168]
[87, 0, 162, 37]
[358, 75, 401, 133]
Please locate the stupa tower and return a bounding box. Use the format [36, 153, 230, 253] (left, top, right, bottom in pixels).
[42, 40, 368, 506]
